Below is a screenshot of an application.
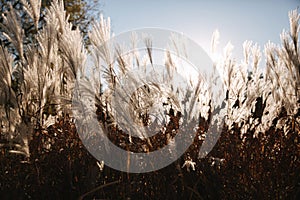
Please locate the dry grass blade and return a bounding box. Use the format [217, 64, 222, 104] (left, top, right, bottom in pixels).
[20, 0, 42, 29]
[0, 3, 24, 60]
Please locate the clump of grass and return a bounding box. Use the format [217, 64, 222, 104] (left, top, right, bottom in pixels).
[0, 0, 299, 199]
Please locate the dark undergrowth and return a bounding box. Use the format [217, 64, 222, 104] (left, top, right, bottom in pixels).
[0, 114, 299, 200]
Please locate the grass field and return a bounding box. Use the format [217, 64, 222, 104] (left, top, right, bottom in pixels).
[0, 1, 299, 199]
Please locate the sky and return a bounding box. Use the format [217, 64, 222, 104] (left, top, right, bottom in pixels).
[100, 0, 300, 63]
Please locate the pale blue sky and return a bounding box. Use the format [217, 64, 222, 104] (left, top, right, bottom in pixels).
[101, 0, 299, 62]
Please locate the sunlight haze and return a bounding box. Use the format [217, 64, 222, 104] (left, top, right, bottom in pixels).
[102, 0, 300, 62]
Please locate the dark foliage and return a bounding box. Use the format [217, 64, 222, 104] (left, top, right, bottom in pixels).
[0, 111, 299, 199]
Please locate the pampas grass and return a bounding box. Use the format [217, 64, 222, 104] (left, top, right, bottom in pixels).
[0, 1, 299, 198]
[0, 0, 298, 167]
